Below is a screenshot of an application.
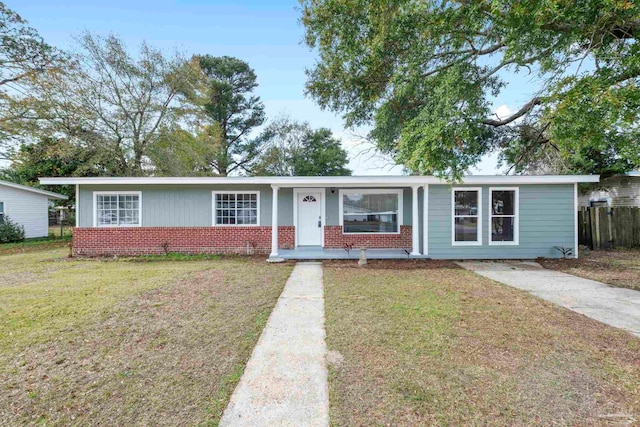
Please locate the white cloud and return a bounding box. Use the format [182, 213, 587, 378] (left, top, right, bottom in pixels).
[493, 104, 513, 121]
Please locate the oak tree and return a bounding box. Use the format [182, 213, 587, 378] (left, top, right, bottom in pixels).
[301, 0, 640, 178]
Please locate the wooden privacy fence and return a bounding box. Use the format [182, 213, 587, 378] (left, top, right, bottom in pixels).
[578, 207, 640, 249]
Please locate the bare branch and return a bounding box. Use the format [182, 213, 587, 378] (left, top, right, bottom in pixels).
[483, 97, 543, 127]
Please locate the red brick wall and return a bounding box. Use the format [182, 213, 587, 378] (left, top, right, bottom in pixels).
[323, 225, 412, 249]
[73, 226, 295, 256]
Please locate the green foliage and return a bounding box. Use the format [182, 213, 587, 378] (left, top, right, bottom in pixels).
[0, 137, 111, 202]
[253, 117, 351, 176]
[0, 2, 62, 159]
[148, 126, 218, 176]
[301, 0, 640, 178]
[0, 215, 25, 243]
[181, 55, 266, 176]
[6, 32, 193, 176]
[294, 128, 351, 176]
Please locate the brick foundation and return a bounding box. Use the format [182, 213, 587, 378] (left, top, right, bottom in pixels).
[73, 226, 295, 256]
[323, 225, 412, 249]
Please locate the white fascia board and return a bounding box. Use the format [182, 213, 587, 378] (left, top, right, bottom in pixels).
[0, 179, 68, 199]
[39, 174, 600, 186]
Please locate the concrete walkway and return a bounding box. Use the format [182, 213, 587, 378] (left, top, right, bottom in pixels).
[458, 261, 640, 337]
[220, 262, 329, 427]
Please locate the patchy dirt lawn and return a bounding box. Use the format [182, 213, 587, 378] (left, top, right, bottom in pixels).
[0, 248, 292, 426]
[324, 263, 640, 427]
[539, 249, 640, 291]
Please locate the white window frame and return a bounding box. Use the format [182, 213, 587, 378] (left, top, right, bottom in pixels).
[451, 187, 482, 246]
[93, 191, 142, 227]
[488, 187, 519, 246]
[212, 191, 260, 227]
[339, 188, 403, 235]
[0, 200, 5, 222]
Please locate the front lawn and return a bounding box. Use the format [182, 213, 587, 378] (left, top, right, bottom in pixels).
[0, 236, 72, 255]
[324, 262, 640, 426]
[0, 248, 292, 426]
[539, 248, 640, 291]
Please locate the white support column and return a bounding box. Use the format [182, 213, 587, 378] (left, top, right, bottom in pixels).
[270, 186, 279, 258]
[574, 182, 578, 259]
[411, 185, 421, 256]
[422, 184, 429, 256]
[75, 183, 79, 227]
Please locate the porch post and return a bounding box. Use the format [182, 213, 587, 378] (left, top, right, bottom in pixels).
[422, 184, 429, 256]
[411, 185, 420, 256]
[270, 185, 279, 258]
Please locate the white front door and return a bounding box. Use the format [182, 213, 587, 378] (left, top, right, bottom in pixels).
[296, 191, 323, 246]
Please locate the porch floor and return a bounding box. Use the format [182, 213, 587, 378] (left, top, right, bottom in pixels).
[276, 246, 430, 260]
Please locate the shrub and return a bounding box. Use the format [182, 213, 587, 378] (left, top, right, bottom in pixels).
[0, 216, 25, 243]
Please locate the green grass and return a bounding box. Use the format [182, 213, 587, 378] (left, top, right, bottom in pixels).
[0, 249, 214, 353]
[324, 264, 640, 426]
[0, 248, 293, 426]
[0, 236, 72, 255]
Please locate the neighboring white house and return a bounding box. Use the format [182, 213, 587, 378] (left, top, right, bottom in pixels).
[0, 180, 68, 238]
[579, 172, 640, 208]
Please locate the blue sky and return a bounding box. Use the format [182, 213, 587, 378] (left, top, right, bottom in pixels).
[10, 0, 540, 175]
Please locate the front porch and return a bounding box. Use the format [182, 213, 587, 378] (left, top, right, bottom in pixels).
[269, 184, 428, 260]
[277, 246, 431, 260]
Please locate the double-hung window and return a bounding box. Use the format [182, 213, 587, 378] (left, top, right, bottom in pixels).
[0, 201, 4, 223]
[340, 189, 402, 234]
[489, 188, 519, 245]
[452, 188, 482, 245]
[213, 192, 259, 226]
[94, 192, 141, 227]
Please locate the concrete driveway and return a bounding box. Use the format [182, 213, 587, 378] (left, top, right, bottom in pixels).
[458, 261, 640, 337]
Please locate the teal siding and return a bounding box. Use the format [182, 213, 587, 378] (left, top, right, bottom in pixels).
[77, 182, 575, 259]
[78, 184, 294, 228]
[427, 184, 574, 259]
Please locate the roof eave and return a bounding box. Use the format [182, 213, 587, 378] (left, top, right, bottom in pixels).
[0, 180, 68, 199]
[39, 175, 600, 186]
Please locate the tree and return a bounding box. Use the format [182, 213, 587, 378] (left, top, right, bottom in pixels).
[147, 125, 219, 176]
[0, 2, 61, 160]
[0, 136, 112, 203]
[180, 55, 266, 176]
[9, 32, 194, 176]
[301, 0, 640, 178]
[293, 128, 351, 176]
[253, 117, 351, 176]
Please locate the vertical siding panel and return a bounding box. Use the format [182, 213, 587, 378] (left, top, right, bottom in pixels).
[78, 184, 290, 228]
[428, 184, 575, 259]
[0, 186, 51, 238]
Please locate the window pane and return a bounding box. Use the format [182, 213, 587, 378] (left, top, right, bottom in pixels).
[343, 193, 398, 215]
[99, 210, 117, 225]
[454, 191, 478, 216]
[454, 217, 478, 242]
[343, 213, 398, 233]
[492, 217, 515, 242]
[215, 193, 257, 225]
[0, 201, 3, 212]
[97, 194, 139, 226]
[492, 191, 515, 216]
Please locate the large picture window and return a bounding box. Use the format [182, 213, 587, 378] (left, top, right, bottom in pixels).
[490, 188, 519, 245]
[340, 189, 402, 234]
[94, 192, 141, 227]
[452, 188, 482, 245]
[213, 192, 259, 226]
